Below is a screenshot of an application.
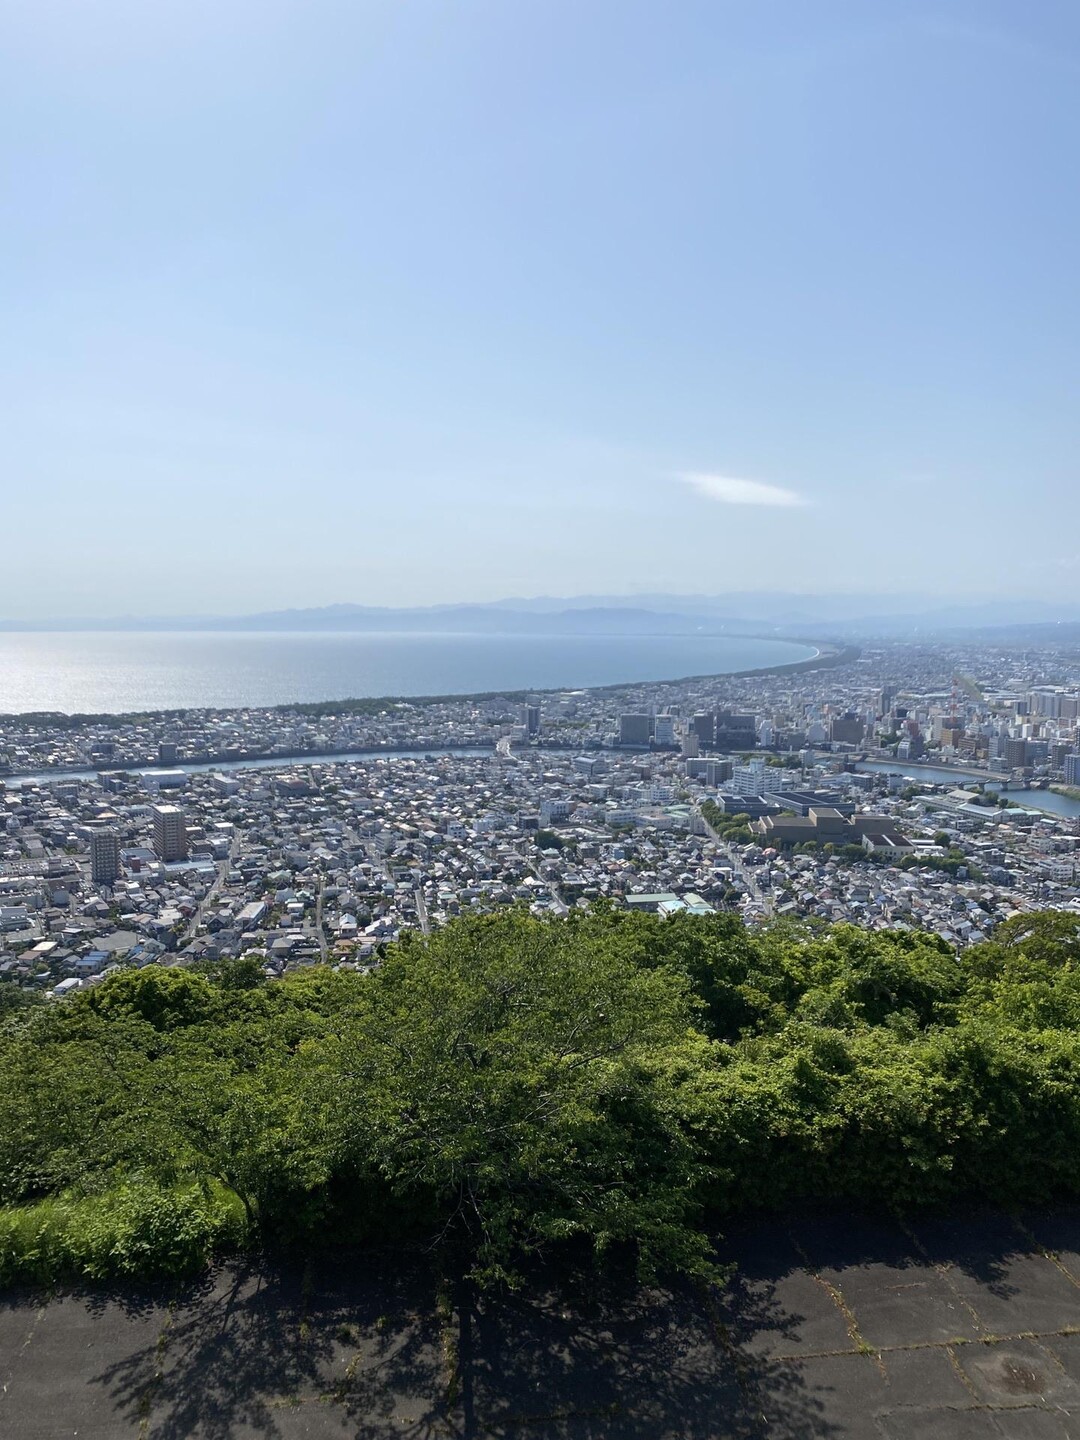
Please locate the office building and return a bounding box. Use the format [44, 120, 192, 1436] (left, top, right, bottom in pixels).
[653, 714, 676, 746]
[1065, 754, 1080, 788]
[705, 758, 734, 786]
[731, 760, 766, 796]
[762, 789, 855, 817]
[714, 793, 778, 818]
[1004, 737, 1029, 770]
[829, 714, 866, 746]
[574, 754, 605, 777]
[519, 705, 540, 737]
[618, 713, 652, 748]
[90, 829, 121, 885]
[539, 799, 574, 825]
[690, 713, 715, 748]
[152, 804, 188, 863]
[140, 769, 186, 791]
[714, 711, 757, 751]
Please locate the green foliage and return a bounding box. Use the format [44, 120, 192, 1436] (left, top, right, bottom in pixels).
[700, 802, 754, 845]
[7, 908, 1080, 1290]
[893, 852, 981, 879]
[0, 1179, 246, 1287]
[87, 967, 217, 1031]
[0, 983, 42, 1015]
[324, 911, 714, 1284]
[830, 848, 984, 880]
[992, 911, 1080, 964]
[193, 954, 268, 990]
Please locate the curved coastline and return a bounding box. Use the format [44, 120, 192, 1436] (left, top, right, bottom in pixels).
[1, 639, 858, 781]
[0, 637, 853, 730]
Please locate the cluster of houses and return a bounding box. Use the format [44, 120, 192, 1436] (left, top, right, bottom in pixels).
[3, 638, 1080, 996]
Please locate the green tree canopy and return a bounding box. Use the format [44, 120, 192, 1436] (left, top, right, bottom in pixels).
[326, 913, 716, 1284]
[5, 908, 1080, 1290]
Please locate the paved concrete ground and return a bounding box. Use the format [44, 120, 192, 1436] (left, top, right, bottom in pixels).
[4, 1209, 1080, 1437]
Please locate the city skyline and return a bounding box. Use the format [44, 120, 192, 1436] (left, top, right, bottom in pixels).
[4, 1, 1080, 615]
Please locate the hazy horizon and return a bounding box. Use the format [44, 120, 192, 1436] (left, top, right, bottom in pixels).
[4, 588, 1080, 633]
[4, 1, 1080, 617]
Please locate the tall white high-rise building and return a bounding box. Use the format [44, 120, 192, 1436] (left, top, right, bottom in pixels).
[653, 715, 676, 746]
[152, 804, 187, 863]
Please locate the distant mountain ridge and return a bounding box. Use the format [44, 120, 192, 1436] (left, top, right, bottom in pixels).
[0, 605, 731, 637]
[3, 594, 1080, 638]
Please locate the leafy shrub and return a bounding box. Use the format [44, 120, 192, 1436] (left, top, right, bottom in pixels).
[0, 1179, 247, 1287]
[3, 910, 1080, 1289]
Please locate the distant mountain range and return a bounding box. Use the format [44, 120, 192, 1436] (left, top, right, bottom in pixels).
[4, 594, 1080, 640]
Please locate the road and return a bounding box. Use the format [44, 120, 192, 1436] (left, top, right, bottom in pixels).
[543, 877, 569, 916]
[528, 857, 569, 917]
[695, 807, 774, 918]
[414, 887, 430, 935]
[180, 828, 243, 945]
[313, 876, 328, 959]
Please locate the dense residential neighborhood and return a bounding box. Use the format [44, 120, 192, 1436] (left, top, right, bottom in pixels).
[4, 638, 1080, 997]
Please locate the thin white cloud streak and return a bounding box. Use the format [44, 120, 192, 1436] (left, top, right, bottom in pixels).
[680, 472, 809, 509]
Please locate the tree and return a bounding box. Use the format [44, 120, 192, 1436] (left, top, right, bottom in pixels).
[192, 954, 267, 990]
[0, 983, 41, 1016]
[12, 908, 1080, 1291]
[326, 911, 717, 1285]
[992, 912, 1080, 966]
[0, 1006, 170, 1205]
[87, 967, 217, 1032]
[149, 1026, 331, 1237]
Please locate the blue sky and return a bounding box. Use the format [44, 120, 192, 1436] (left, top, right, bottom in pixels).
[3, 0, 1079, 618]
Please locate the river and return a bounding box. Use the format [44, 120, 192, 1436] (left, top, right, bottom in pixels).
[6, 746, 499, 788]
[16, 748, 1080, 823]
[855, 760, 1080, 821]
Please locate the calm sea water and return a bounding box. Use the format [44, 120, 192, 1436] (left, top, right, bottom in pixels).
[0, 631, 817, 714]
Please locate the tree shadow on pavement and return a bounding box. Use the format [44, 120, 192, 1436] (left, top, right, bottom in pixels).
[88, 1247, 837, 1440]
[457, 1260, 833, 1440]
[94, 1262, 310, 1439]
[92, 1256, 450, 1440]
[84, 1208, 1075, 1439]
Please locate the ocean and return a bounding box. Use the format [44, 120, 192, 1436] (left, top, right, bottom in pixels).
[0, 631, 817, 714]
